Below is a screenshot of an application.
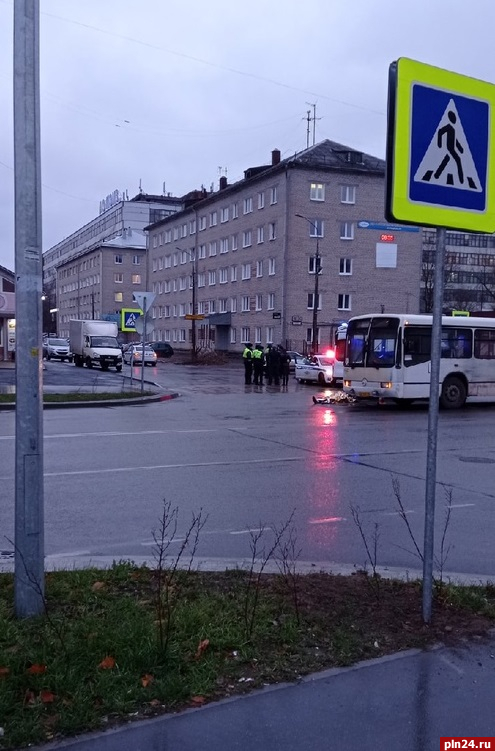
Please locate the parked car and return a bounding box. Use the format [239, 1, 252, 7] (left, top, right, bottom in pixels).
[43, 337, 73, 362]
[295, 355, 334, 385]
[123, 344, 157, 366]
[286, 351, 303, 371]
[150, 342, 174, 358]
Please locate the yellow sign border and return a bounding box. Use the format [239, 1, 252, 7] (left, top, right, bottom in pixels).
[390, 57, 495, 232]
[121, 308, 143, 332]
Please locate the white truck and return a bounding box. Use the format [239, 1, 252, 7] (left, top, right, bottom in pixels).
[69, 320, 123, 372]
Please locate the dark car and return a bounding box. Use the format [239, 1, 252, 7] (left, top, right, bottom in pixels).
[150, 342, 174, 359]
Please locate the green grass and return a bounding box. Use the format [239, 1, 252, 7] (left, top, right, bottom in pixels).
[0, 564, 494, 749]
[0, 391, 155, 404]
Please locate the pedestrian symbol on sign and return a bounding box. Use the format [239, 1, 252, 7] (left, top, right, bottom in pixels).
[414, 99, 481, 192]
[126, 313, 137, 327]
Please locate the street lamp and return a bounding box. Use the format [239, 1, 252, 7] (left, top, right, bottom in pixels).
[296, 213, 321, 354]
[176, 247, 197, 361]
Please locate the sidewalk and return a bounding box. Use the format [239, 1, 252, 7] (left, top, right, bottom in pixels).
[37, 636, 495, 751]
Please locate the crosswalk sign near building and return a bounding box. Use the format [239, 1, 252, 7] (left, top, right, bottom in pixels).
[121, 308, 142, 332]
[386, 58, 495, 232]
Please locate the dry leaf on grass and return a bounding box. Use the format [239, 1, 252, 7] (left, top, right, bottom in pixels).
[98, 656, 116, 670]
[27, 664, 47, 675]
[194, 639, 210, 659]
[141, 674, 154, 688]
[40, 690, 56, 704]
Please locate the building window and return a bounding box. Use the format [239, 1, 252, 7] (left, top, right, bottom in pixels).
[241, 295, 250, 312]
[266, 326, 274, 343]
[158, 257, 164, 270]
[179, 276, 187, 291]
[268, 222, 276, 240]
[243, 197, 253, 214]
[209, 241, 217, 257]
[230, 327, 237, 344]
[152, 236, 158, 249]
[255, 294, 262, 311]
[231, 202, 238, 219]
[114, 292, 123, 302]
[165, 230, 172, 243]
[114, 273, 123, 283]
[340, 222, 354, 240]
[197, 273, 206, 288]
[199, 216, 207, 231]
[242, 230, 252, 248]
[241, 263, 251, 280]
[181, 223, 188, 238]
[307, 293, 321, 309]
[231, 234, 238, 251]
[219, 298, 228, 313]
[114, 254, 123, 264]
[340, 185, 356, 204]
[310, 183, 325, 201]
[231, 265, 237, 282]
[241, 327, 250, 343]
[339, 258, 352, 275]
[268, 258, 275, 275]
[309, 219, 324, 237]
[132, 274, 141, 284]
[220, 238, 229, 254]
[230, 296, 237, 312]
[306, 328, 320, 344]
[179, 303, 186, 317]
[173, 253, 178, 266]
[165, 255, 172, 268]
[164, 280, 171, 293]
[173, 227, 179, 241]
[132, 255, 140, 265]
[338, 293, 351, 310]
[209, 300, 215, 314]
[270, 186, 277, 204]
[189, 219, 196, 234]
[267, 293, 275, 310]
[308, 256, 322, 274]
[209, 211, 217, 227]
[208, 270, 216, 286]
[219, 267, 228, 283]
[198, 244, 206, 259]
[256, 260, 263, 277]
[258, 192, 265, 209]
[257, 226, 264, 244]
[254, 326, 261, 343]
[220, 207, 229, 223]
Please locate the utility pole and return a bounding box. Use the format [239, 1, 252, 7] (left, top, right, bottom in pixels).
[13, 0, 45, 617]
[177, 247, 197, 362]
[296, 214, 322, 354]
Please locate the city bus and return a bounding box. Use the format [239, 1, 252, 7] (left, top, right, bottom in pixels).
[332, 323, 348, 384]
[342, 313, 495, 409]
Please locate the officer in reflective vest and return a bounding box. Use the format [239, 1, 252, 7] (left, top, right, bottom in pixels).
[252, 343, 264, 385]
[242, 343, 253, 384]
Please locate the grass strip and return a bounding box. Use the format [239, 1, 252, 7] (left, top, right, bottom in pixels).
[0, 391, 155, 404]
[0, 564, 494, 748]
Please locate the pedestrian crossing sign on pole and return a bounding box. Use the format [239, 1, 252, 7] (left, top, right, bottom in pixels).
[386, 58, 495, 232]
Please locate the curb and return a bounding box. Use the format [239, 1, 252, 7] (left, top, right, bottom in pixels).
[0, 392, 181, 411]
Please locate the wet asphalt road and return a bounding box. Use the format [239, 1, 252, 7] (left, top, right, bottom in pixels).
[1, 358, 495, 577]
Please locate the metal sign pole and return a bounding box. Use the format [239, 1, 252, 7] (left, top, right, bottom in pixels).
[141, 296, 147, 395]
[13, 0, 45, 617]
[422, 226, 446, 623]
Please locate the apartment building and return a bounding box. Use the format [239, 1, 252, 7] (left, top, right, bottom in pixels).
[146, 139, 423, 354]
[421, 228, 495, 313]
[55, 229, 147, 339]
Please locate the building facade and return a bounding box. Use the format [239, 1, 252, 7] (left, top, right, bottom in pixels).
[146, 140, 423, 354]
[0, 264, 15, 361]
[421, 229, 495, 313]
[55, 229, 148, 339]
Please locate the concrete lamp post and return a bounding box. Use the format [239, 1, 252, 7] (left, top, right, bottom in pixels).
[295, 213, 321, 354]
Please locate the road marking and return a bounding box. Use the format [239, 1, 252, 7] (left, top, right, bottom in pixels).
[447, 503, 476, 509]
[0, 429, 216, 442]
[42, 456, 303, 477]
[382, 510, 415, 516]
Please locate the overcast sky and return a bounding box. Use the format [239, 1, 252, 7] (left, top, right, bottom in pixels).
[1, 0, 494, 271]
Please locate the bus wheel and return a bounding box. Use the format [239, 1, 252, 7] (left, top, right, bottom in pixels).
[440, 376, 467, 409]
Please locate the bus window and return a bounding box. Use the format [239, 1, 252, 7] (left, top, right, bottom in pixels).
[346, 318, 370, 366]
[404, 326, 431, 367]
[474, 328, 495, 359]
[441, 328, 472, 359]
[367, 318, 399, 368]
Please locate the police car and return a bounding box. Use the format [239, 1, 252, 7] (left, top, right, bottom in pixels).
[294, 354, 334, 386]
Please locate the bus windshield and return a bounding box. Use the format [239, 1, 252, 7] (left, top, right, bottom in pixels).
[346, 317, 399, 368]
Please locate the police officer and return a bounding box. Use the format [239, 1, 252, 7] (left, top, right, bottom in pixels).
[252, 343, 264, 385]
[242, 342, 253, 384]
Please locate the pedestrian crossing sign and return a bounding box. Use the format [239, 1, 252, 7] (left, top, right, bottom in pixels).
[121, 308, 142, 332]
[386, 58, 495, 232]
